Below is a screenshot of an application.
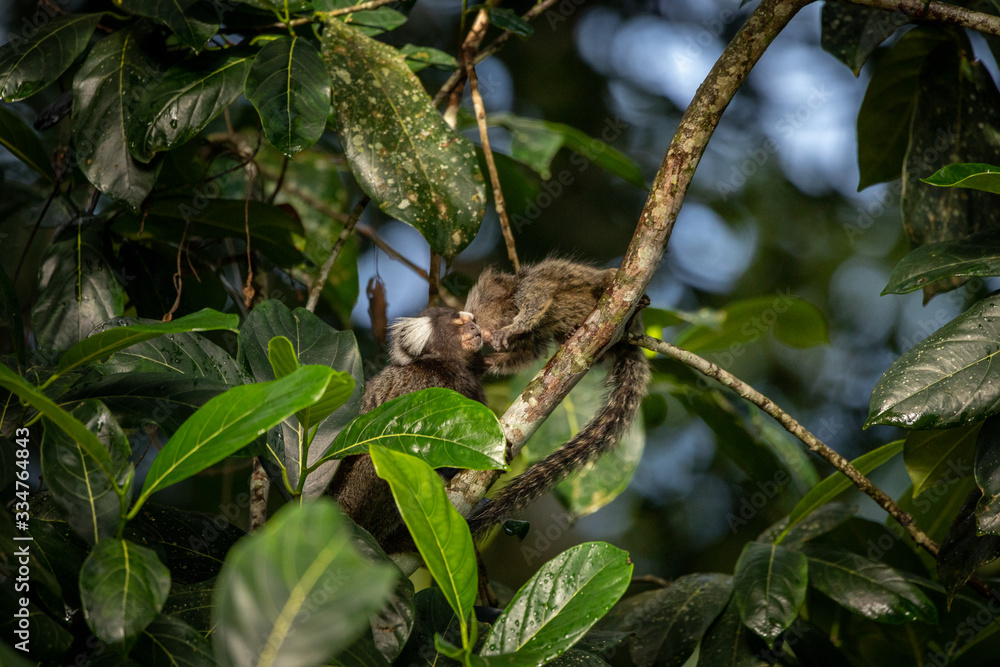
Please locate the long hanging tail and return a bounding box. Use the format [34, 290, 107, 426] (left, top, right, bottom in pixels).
[467, 344, 650, 536]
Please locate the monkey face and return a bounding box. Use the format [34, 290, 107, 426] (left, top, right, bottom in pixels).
[456, 311, 483, 353]
[388, 307, 483, 365]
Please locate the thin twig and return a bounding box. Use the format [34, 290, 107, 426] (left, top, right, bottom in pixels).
[632, 333, 999, 601]
[433, 0, 562, 107]
[327, 0, 402, 18]
[839, 0, 1000, 36]
[306, 196, 369, 312]
[428, 251, 441, 306]
[462, 9, 519, 270]
[13, 178, 60, 286]
[268, 156, 289, 204]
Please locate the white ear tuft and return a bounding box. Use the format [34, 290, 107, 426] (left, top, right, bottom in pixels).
[389, 316, 434, 365]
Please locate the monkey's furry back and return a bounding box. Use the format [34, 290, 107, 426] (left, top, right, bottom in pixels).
[463, 258, 651, 535]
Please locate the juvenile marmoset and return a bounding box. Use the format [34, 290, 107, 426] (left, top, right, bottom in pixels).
[330, 307, 486, 551]
[463, 258, 650, 535]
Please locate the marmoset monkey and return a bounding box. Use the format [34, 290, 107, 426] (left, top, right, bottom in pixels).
[330, 307, 486, 551]
[463, 257, 651, 535]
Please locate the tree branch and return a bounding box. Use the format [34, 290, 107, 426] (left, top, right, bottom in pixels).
[306, 196, 369, 312]
[838, 0, 1000, 36]
[447, 0, 814, 515]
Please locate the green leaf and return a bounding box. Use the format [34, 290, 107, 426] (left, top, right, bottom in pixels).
[904, 423, 978, 498]
[767, 502, 857, 545]
[398, 44, 457, 72]
[867, 294, 1000, 428]
[883, 230, 1000, 294]
[72, 27, 161, 210]
[733, 542, 807, 645]
[135, 614, 216, 666]
[490, 113, 645, 189]
[601, 573, 732, 667]
[342, 7, 408, 35]
[781, 440, 904, 538]
[975, 416, 1000, 533]
[820, 3, 903, 76]
[369, 447, 477, 630]
[0, 261, 26, 367]
[163, 580, 215, 633]
[0, 103, 53, 180]
[32, 233, 125, 350]
[322, 17, 486, 259]
[322, 387, 506, 470]
[115, 197, 306, 268]
[245, 36, 331, 156]
[268, 335, 356, 430]
[238, 300, 364, 497]
[856, 27, 953, 190]
[56, 308, 239, 376]
[0, 362, 117, 481]
[802, 545, 937, 624]
[79, 538, 171, 643]
[41, 400, 131, 545]
[118, 0, 219, 50]
[936, 488, 1000, 604]
[128, 50, 253, 162]
[672, 294, 828, 352]
[0, 13, 102, 101]
[922, 162, 1000, 194]
[481, 542, 632, 663]
[213, 499, 397, 667]
[135, 365, 334, 507]
[88, 327, 244, 384]
[695, 601, 768, 667]
[486, 7, 533, 39]
[350, 525, 415, 662]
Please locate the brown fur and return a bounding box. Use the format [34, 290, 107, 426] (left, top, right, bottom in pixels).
[463, 258, 650, 535]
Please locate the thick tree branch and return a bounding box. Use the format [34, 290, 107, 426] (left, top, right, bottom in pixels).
[447, 0, 813, 515]
[838, 0, 1000, 36]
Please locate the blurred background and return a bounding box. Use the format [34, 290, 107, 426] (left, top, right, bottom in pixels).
[3, 0, 986, 588]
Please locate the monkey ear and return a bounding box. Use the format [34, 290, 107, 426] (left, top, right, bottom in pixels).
[389, 316, 434, 365]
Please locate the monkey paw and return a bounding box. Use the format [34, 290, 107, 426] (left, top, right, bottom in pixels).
[490, 327, 515, 350]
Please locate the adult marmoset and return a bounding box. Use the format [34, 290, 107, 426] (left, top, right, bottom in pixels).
[329, 307, 486, 550]
[463, 257, 650, 535]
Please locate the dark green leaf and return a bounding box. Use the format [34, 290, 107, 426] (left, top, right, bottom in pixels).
[268, 335, 356, 431]
[350, 525, 415, 662]
[672, 294, 828, 352]
[342, 7, 408, 35]
[335, 633, 393, 666]
[72, 27, 161, 210]
[803, 545, 937, 624]
[32, 233, 125, 350]
[80, 538, 171, 643]
[696, 601, 769, 667]
[486, 7, 533, 38]
[370, 447, 477, 628]
[135, 614, 216, 666]
[937, 488, 1000, 605]
[128, 50, 253, 161]
[922, 162, 1000, 194]
[856, 27, 953, 190]
[0, 590, 73, 659]
[0, 262, 26, 367]
[213, 499, 397, 667]
[118, 0, 219, 50]
[900, 33, 1000, 301]
[89, 326, 243, 384]
[163, 580, 215, 632]
[481, 542, 632, 664]
[770, 503, 857, 545]
[905, 423, 978, 498]
[867, 294, 1000, 428]
[322, 17, 485, 259]
[115, 197, 306, 267]
[127, 503, 246, 585]
[57, 308, 239, 375]
[820, 3, 905, 75]
[491, 113, 645, 189]
[781, 440, 903, 536]
[322, 387, 506, 470]
[599, 573, 731, 667]
[0, 362, 117, 481]
[0, 103, 53, 180]
[61, 372, 230, 433]
[0, 13, 102, 101]
[41, 400, 131, 544]
[239, 300, 364, 497]
[883, 231, 1000, 295]
[398, 44, 457, 72]
[733, 542, 807, 645]
[135, 365, 334, 506]
[975, 415, 1000, 533]
[245, 36, 331, 156]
